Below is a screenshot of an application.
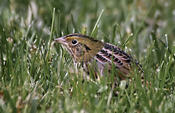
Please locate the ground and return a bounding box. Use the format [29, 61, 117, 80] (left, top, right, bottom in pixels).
[0, 0, 175, 113]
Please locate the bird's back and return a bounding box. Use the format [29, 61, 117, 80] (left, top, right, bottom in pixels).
[83, 43, 133, 80]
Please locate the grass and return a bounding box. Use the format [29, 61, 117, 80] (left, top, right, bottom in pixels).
[0, 0, 175, 113]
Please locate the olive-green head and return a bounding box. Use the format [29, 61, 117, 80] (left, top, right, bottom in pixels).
[54, 33, 104, 62]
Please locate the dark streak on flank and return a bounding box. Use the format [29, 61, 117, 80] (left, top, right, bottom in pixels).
[100, 49, 108, 56]
[101, 48, 125, 66]
[120, 50, 131, 58]
[100, 49, 113, 59]
[104, 43, 114, 51]
[104, 43, 122, 56]
[124, 59, 131, 63]
[114, 57, 119, 62]
[104, 43, 133, 64]
[120, 62, 123, 65]
[96, 54, 107, 62]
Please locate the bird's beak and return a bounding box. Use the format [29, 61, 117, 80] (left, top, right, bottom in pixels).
[54, 37, 66, 45]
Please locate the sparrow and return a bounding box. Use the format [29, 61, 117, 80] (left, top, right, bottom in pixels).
[54, 33, 144, 81]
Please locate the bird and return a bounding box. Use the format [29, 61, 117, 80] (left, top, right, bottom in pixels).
[54, 33, 144, 82]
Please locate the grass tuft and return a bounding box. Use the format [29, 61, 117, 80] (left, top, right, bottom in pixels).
[0, 0, 175, 113]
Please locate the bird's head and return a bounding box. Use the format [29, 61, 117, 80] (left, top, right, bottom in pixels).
[54, 33, 104, 62]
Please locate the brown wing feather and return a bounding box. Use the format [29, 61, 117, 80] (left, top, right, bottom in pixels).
[102, 43, 132, 75]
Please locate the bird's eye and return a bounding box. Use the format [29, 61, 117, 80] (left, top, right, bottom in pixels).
[72, 39, 78, 45]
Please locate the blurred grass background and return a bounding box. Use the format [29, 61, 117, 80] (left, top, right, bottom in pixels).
[0, 0, 175, 113]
